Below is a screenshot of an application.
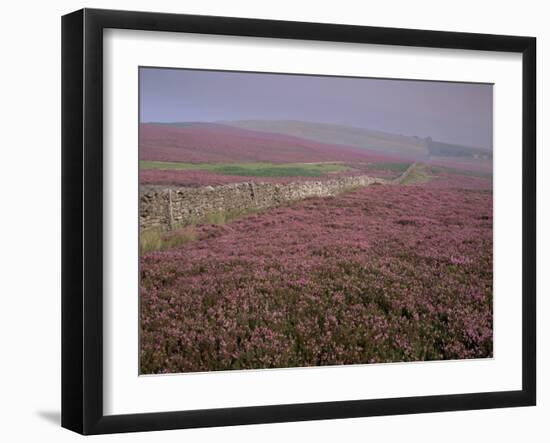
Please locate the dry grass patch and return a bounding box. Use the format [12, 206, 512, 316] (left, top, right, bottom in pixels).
[140, 226, 198, 255]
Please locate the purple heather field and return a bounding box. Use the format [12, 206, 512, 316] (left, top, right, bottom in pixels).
[139, 68, 493, 374]
[140, 171, 492, 373]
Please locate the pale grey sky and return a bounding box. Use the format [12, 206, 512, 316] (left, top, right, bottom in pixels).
[140, 67, 493, 149]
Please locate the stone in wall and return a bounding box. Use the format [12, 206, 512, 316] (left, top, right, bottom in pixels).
[139, 173, 398, 232]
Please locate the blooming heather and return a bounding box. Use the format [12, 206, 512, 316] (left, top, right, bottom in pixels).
[140, 174, 493, 373]
[140, 123, 400, 164]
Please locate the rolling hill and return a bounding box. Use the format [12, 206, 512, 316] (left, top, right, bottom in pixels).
[139, 123, 402, 164]
[220, 120, 492, 160]
[220, 120, 429, 158]
[141, 120, 492, 165]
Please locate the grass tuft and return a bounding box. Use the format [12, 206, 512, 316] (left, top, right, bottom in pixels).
[140, 226, 197, 255]
[140, 207, 265, 254]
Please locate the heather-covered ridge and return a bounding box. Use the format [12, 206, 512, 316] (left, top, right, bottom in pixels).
[425, 172, 492, 190]
[140, 176, 493, 374]
[427, 157, 493, 175]
[140, 167, 375, 187]
[139, 123, 404, 164]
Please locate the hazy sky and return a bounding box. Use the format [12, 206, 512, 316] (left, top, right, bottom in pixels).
[140, 67, 493, 149]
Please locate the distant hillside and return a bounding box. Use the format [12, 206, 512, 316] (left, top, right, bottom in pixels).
[142, 121, 492, 164]
[220, 120, 428, 159]
[426, 138, 492, 159]
[221, 120, 492, 161]
[140, 123, 400, 164]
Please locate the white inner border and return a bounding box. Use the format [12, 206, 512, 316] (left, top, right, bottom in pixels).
[103, 29, 523, 415]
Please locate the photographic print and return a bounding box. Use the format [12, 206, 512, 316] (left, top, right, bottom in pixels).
[139, 67, 493, 375]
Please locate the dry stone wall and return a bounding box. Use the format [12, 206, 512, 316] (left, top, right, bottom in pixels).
[139, 164, 416, 231]
[140, 175, 384, 231]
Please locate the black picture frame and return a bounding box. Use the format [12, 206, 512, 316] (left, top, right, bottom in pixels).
[61, 8, 536, 435]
